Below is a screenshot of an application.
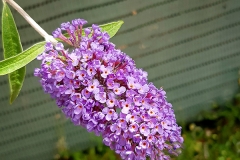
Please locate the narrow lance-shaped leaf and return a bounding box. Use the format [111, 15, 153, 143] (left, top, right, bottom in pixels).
[61, 20, 124, 39]
[2, 3, 25, 104]
[98, 20, 124, 38]
[0, 41, 46, 76]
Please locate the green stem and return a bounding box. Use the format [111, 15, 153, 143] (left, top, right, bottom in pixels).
[4, 0, 58, 44]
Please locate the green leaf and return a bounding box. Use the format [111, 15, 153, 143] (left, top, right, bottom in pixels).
[61, 20, 124, 40]
[2, 3, 26, 104]
[0, 41, 46, 76]
[98, 20, 124, 38]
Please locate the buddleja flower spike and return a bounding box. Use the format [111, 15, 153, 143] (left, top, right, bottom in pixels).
[34, 19, 183, 160]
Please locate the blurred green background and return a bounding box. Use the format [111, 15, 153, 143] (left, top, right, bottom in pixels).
[0, 0, 240, 159]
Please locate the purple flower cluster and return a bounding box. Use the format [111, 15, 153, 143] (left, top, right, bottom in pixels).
[34, 18, 183, 160]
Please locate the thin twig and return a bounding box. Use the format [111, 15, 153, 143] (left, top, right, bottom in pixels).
[4, 0, 58, 44]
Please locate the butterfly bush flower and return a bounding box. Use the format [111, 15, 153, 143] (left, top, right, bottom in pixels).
[34, 18, 183, 160]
